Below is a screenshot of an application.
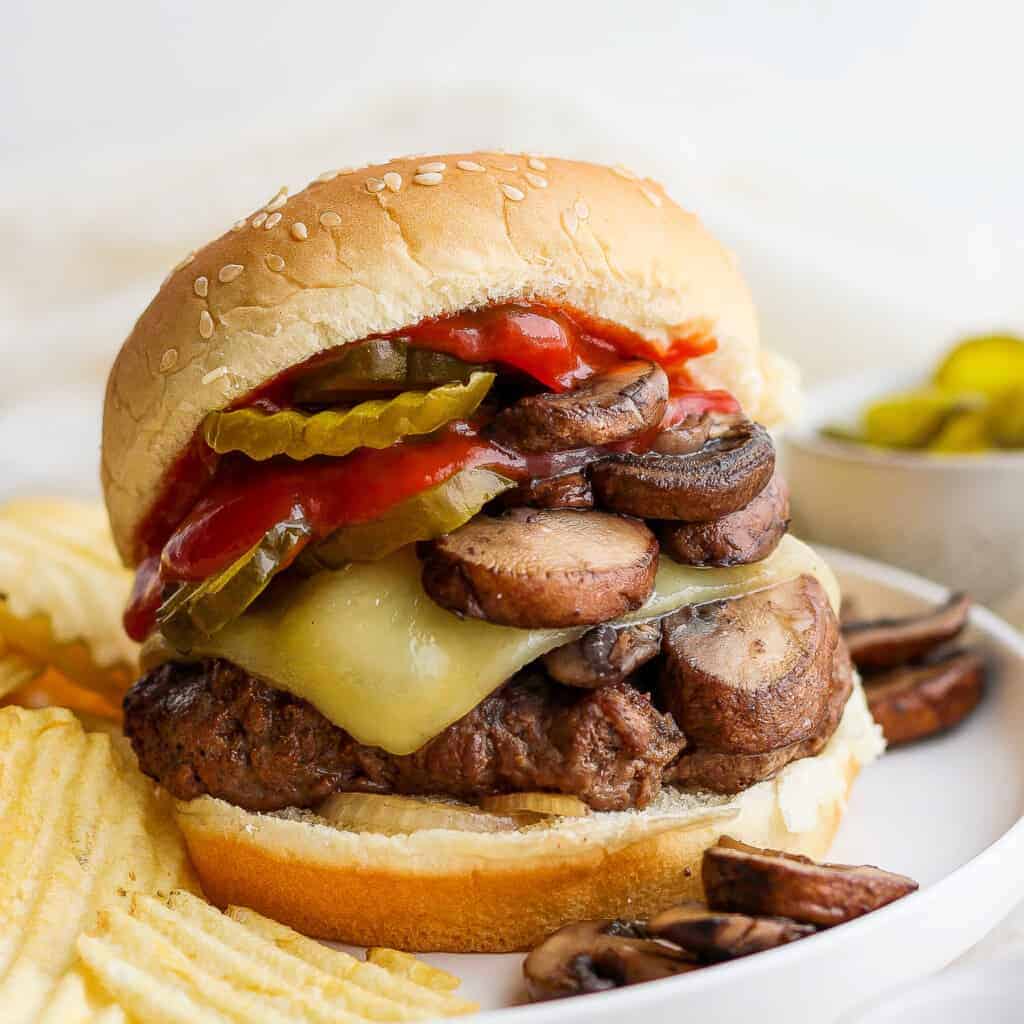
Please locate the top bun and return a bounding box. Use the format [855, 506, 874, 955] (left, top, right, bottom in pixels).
[102, 153, 797, 564]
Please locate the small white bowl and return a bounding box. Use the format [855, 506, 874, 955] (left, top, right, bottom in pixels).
[781, 369, 1024, 607]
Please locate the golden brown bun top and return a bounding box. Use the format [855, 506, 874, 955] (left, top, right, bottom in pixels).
[102, 152, 796, 564]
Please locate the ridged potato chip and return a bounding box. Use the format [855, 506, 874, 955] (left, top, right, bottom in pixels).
[0, 498, 138, 705]
[76, 891, 478, 1023]
[365, 948, 463, 993]
[0, 707, 197, 1024]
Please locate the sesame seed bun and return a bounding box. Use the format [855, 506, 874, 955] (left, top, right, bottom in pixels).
[173, 682, 882, 953]
[102, 152, 797, 564]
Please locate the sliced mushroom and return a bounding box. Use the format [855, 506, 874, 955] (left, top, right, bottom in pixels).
[420, 508, 659, 628]
[865, 649, 985, 746]
[590, 420, 775, 521]
[659, 474, 790, 567]
[660, 575, 838, 755]
[493, 361, 669, 452]
[842, 593, 971, 671]
[500, 470, 594, 510]
[672, 638, 854, 793]
[646, 901, 814, 961]
[523, 920, 698, 1001]
[650, 414, 712, 454]
[703, 838, 919, 927]
[543, 621, 663, 687]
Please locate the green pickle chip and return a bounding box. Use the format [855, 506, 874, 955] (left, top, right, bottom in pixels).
[928, 410, 991, 453]
[989, 386, 1024, 449]
[304, 467, 515, 569]
[933, 334, 1024, 398]
[157, 512, 313, 649]
[204, 371, 495, 461]
[293, 338, 486, 403]
[861, 389, 968, 449]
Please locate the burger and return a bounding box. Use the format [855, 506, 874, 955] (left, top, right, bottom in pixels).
[104, 153, 883, 953]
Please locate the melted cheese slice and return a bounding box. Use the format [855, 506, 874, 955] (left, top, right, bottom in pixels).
[185, 535, 838, 755]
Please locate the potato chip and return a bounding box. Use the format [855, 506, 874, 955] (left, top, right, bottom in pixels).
[4, 666, 124, 723]
[0, 647, 43, 700]
[365, 948, 462, 993]
[75, 891, 478, 1023]
[0, 498, 138, 704]
[0, 707, 197, 1024]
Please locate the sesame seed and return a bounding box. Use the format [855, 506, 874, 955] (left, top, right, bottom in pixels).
[218, 264, 244, 283]
[199, 310, 214, 339]
[319, 211, 342, 228]
[574, 199, 590, 220]
[291, 222, 309, 240]
[382, 171, 403, 192]
[457, 160, 485, 172]
[612, 164, 638, 181]
[315, 169, 340, 183]
[525, 172, 548, 189]
[528, 157, 547, 171]
[416, 161, 446, 173]
[159, 348, 178, 372]
[500, 184, 525, 202]
[264, 188, 289, 212]
[173, 251, 195, 272]
[641, 187, 663, 208]
[231, 219, 247, 232]
[252, 212, 268, 228]
[265, 254, 285, 272]
[413, 172, 443, 186]
[193, 276, 209, 298]
[202, 365, 229, 385]
[562, 208, 579, 236]
[264, 212, 282, 229]
[365, 178, 386, 193]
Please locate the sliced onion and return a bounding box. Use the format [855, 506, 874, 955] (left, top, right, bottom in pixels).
[480, 792, 590, 818]
[318, 792, 520, 835]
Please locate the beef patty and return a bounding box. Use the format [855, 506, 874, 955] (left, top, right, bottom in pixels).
[123, 660, 686, 813]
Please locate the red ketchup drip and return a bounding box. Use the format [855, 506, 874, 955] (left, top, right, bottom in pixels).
[125, 303, 728, 641]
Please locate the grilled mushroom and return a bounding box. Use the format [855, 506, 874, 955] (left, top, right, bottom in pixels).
[590, 420, 775, 521]
[523, 920, 698, 1001]
[672, 639, 854, 793]
[650, 414, 713, 454]
[500, 470, 594, 510]
[659, 474, 790, 567]
[842, 593, 971, 670]
[420, 508, 659, 628]
[704, 838, 919, 927]
[493, 361, 669, 452]
[865, 649, 985, 746]
[543, 621, 663, 688]
[660, 575, 838, 754]
[646, 901, 814, 961]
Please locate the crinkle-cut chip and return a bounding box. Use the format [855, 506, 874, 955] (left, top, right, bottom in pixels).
[4, 666, 124, 723]
[365, 948, 462, 992]
[0, 707, 197, 1024]
[0, 647, 43, 699]
[34, 968, 126, 1024]
[0, 497, 138, 695]
[75, 890, 478, 1023]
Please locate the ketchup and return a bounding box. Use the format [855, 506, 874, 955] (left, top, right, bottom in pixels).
[126, 303, 732, 641]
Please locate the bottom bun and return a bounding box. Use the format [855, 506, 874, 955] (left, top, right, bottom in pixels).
[175, 682, 884, 953]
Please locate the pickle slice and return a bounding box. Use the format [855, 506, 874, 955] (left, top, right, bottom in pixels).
[928, 410, 991, 453]
[204, 372, 495, 461]
[989, 386, 1024, 448]
[305, 467, 515, 569]
[294, 338, 486, 403]
[157, 511, 312, 649]
[861, 389, 969, 449]
[933, 334, 1024, 398]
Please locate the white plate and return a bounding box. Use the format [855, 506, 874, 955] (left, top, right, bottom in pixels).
[404, 547, 1024, 1023]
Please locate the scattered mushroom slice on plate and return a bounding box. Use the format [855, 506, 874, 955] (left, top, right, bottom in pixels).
[590, 419, 775, 521]
[842, 593, 971, 670]
[419, 508, 659, 628]
[660, 574, 838, 754]
[493, 360, 669, 451]
[523, 920, 698, 1001]
[865, 649, 986, 746]
[543, 620, 663, 687]
[646, 901, 815, 961]
[659, 474, 791, 567]
[703, 837, 919, 927]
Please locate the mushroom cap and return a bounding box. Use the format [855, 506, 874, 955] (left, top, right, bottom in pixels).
[101, 152, 796, 564]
